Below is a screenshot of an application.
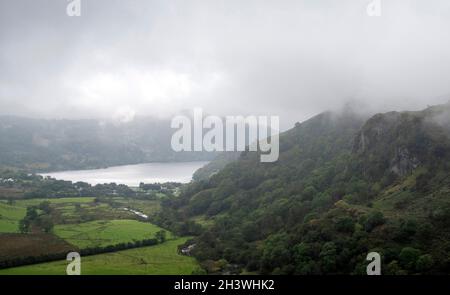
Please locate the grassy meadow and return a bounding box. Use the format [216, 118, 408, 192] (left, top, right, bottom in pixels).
[0, 197, 198, 275]
[0, 237, 198, 275]
[54, 219, 170, 249]
[0, 201, 26, 233]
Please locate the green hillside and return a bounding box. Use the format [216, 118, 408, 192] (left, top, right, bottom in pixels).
[153, 103, 450, 275]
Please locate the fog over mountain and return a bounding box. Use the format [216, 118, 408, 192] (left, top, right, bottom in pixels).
[1, 0, 450, 130]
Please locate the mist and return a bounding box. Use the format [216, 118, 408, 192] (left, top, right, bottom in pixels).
[1, 0, 450, 130]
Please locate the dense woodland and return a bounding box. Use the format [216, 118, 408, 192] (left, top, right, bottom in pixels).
[152, 103, 450, 274]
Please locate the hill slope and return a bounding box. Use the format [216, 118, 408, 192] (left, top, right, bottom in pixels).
[153, 103, 450, 274]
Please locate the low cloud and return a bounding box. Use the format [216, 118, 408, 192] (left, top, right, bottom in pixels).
[1, 0, 450, 130]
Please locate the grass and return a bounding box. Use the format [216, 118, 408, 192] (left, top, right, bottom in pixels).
[55, 202, 134, 223]
[0, 197, 198, 275]
[0, 237, 199, 275]
[0, 201, 26, 233]
[0, 197, 97, 233]
[54, 219, 170, 249]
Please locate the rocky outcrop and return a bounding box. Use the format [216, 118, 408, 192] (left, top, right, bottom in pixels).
[390, 147, 420, 176]
[351, 103, 450, 180]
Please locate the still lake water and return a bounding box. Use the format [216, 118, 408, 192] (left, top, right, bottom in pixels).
[40, 161, 208, 186]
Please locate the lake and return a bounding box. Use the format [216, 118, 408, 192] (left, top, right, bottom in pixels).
[40, 161, 208, 186]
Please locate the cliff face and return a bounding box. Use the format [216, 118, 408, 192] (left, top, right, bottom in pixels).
[389, 147, 420, 176]
[352, 103, 450, 179]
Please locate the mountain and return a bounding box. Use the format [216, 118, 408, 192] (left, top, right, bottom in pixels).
[0, 116, 217, 172]
[153, 103, 450, 274]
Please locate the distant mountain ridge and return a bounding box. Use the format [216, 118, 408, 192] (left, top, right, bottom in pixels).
[0, 116, 217, 172]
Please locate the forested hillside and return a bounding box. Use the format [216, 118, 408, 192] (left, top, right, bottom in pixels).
[192, 152, 241, 182]
[153, 103, 450, 274]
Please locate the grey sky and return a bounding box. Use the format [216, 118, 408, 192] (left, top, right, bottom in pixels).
[1, 0, 450, 129]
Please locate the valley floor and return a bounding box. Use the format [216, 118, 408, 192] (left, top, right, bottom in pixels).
[0, 237, 198, 275]
[0, 197, 200, 275]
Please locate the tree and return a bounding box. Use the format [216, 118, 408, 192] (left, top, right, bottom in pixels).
[385, 260, 406, 275]
[302, 186, 317, 201]
[18, 206, 38, 233]
[416, 254, 434, 273]
[26, 207, 38, 220]
[261, 233, 291, 273]
[155, 230, 167, 243]
[335, 216, 355, 233]
[38, 201, 51, 214]
[39, 215, 54, 233]
[364, 211, 385, 232]
[395, 219, 418, 242]
[293, 242, 320, 274]
[319, 242, 337, 273]
[18, 218, 30, 233]
[311, 193, 332, 209]
[399, 247, 421, 271]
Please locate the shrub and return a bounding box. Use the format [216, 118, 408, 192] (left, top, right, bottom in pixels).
[399, 247, 421, 270]
[416, 254, 434, 273]
[364, 211, 386, 232]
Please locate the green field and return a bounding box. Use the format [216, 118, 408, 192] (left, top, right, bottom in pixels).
[0, 198, 98, 233]
[16, 197, 96, 206]
[0, 237, 199, 275]
[54, 219, 170, 249]
[112, 197, 161, 216]
[0, 201, 26, 233]
[0, 196, 201, 275]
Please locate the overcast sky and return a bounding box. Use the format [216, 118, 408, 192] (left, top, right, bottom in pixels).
[1, 0, 450, 129]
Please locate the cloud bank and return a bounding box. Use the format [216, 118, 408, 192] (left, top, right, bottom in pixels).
[1, 0, 450, 129]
